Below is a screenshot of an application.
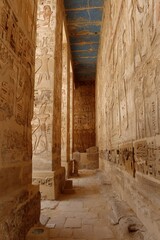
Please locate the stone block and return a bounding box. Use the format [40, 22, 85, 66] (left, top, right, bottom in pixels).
[73, 152, 80, 162]
[0, 187, 40, 240]
[33, 167, 65, 200]
[86, 146, 98, 153]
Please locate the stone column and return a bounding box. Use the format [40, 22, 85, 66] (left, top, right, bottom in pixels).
[69, 67, 74, 175]
[32, 0, 65, 200]
[0, 1, 40, 239]
[70, 66, 74, 160]
[61, 27, 71, 177]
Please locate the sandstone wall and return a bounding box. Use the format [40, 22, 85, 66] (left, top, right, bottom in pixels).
[96, 1, 160, 239]
[0, 0, 40, 239]
[74, 82, 95, 152]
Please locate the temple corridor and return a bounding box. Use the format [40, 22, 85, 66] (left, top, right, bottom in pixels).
[0, 0, 160, 240]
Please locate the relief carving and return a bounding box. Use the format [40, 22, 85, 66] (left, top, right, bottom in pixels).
[143, 62, 158, 137]
[147, 137, 156, 177]
[0, 60, 15, 121]
[32, 90, 51, 155]
[156, 135, 160, 180]
[33, 177, 53, 187]
[35, 47, 52, 88]
[134, 139, 148, 174]
[134, 75, 145, 139]
[119, 142, 135, 176]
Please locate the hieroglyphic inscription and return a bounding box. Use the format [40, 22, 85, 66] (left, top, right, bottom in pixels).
[147, 137, 156, 177]
[119, 142, 135, 176]
[156, 135, 160, 180]
[33, 177, 53, 187]
[74, 82, 95, 152]
[134, 137, 156, 177]
[0, 0, 36, 164]
[134, 139, 148, 174]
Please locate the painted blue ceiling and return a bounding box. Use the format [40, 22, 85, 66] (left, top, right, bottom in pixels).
[64, 0, 104, 82]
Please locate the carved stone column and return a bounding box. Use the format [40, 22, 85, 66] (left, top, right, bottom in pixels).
[61, 28, 71, 178]
[32, 0, 65, 200]
[68, 67, 74, 176]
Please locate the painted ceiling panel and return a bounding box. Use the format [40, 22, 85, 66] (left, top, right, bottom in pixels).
[65, 9, 103, 22]
[64, 0, 104, 82]
[71, 43, 99, 52]
[72, 51, 97, 58]
[68, 24, 101, 36]
[64, 0, 104, 9]
[70, 35, 100, 44]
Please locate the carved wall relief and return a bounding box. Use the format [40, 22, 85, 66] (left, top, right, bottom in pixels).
[74, 82, 95, 152]
[134, 75, 145, 139]
[134, 139, 148, 174]
[156, 135, 160, 180]
[147, 137, 156, 177]
[119, 142, 135, 176]
[96, 1, 160, 238]
[0, 0, 36, 166]
[32, 90, 52, 155]
[0, 1, 39, 239]
[143, 62, 158, 137]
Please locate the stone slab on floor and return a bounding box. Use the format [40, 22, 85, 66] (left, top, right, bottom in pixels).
[64, 217, 82, 228]
[40, 214, 50, 226]
[41, 200, 59, 210]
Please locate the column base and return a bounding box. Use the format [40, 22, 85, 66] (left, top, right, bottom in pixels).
[33, 167, 65, 200]
[62, 161, 73, 178]
[0, 185, 40, 240]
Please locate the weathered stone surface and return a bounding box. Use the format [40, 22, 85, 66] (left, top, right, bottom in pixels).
[0, 0, 40, 239]
[0, 189, 40, 240]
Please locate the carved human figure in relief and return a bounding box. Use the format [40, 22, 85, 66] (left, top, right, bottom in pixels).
[32, 91, 50, 155]
[144, 66, 158, 137]
[37, 5, 53, 28]
[134, 78, 145, 139]
[35, 47, 52, 87]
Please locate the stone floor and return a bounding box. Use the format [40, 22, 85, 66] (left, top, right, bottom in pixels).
[35, 170, 154, 240]
[40, 170, 117, 240]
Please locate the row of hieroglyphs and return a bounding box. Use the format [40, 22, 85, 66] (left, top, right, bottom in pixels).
[100, 135, 160, 180]
[0, 0, 37, 165]
[32, 0, 56, 156]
